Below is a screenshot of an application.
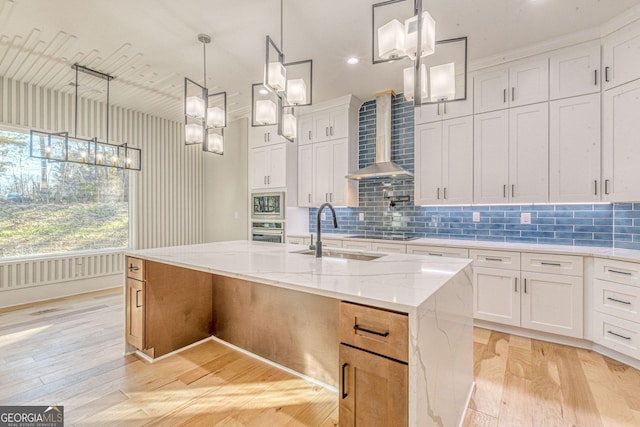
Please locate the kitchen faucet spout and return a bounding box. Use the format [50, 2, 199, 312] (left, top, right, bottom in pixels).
[316, 203, 338, 258]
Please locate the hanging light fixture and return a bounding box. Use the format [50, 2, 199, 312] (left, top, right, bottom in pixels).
[184, 34, 227, 155]
[372, 0, 467, 106]
[252, 0, 313, 142]
[29, 64, 142, 171]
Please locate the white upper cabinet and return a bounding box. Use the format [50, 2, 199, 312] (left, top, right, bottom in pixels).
[603, 21, 640, 90]
[312, 138, 357, 206]
[252, 125, 286, 148]
[415, 116, 473, 205]
[297, 116, 314, 146]
[250, 144, 287, 190]
[415, 77, 473, 125]
[474, 56, 549, 114]
[549, 94, 601, 202]
[603, 78, 640, 202]
[549, 41, 601, 100]
[473, 110, 510, 203]
[509, 102, 549, 203]
[314, 108, 349, 142]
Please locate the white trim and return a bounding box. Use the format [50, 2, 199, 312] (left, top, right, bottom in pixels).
[0, 248, 125, 264]
[0, 276, 121, 308]
[131, 336, 213, 363]
[474, 320, 640, 371]
[600, 4, 640, 37]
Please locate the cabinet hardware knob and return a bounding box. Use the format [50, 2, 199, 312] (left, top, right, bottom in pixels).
[607, 330, 631, 340]
[607, 268, 632, 276]
[128, 264, 140, 272]
[607, 297, 631, 305]
[354, 324, 390, 337]
[341, 363, 349, 399]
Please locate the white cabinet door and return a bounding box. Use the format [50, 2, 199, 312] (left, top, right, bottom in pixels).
[603, 22, 640, 90]
[474, 66, 509, 114]
[603, 79, 640, 201]
[250, 147, 269, 189]
[298, 145, 314, 207]
[415, 103, 441, 125]
[314, 112, 332, 143]
[509, 103, 549, 203]
[550, 94, 601, 202]
[267, 145, 286, 188]
[549, 41, 601, 100]
[331, 108, 349, 140]
[521, 272, 583, 338]
[414, 122, 443, 205]
[253, 125, 285, 147]
[330, 139, 348, 205]
[297, 116, 314, 146]
[313, 141, 333, 204]
[473, 266, 521, 327]
[474, 110, 510, 203]
[509, 56, 549, 107]
[442, 116, 474, 204]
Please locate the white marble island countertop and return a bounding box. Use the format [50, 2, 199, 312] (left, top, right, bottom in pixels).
[126, 240, 471, 313]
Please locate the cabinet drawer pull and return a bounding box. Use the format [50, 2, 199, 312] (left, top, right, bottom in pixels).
[135, 289, 142, 308]
[607, 297, 632, 305]
[605, 66, 610, 83]
[484, 257, 503, 262]
[341, 363, 349, 399]
[128, 265, 140, 272]
[607, 269, 632, 276]
[428, 253, 443, 256]
[541, 262, 562, 267]
[594, 69, 598, 86]
[607, 330, 631, 340]
[354, 324, 390, 337]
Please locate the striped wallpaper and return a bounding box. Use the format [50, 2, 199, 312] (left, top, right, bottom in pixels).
[0, 75, 204, 250]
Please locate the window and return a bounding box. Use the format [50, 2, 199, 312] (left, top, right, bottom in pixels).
[0, 129, 129, 258]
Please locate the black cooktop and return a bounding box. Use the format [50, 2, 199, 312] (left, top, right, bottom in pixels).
[346, 234, 418, 241]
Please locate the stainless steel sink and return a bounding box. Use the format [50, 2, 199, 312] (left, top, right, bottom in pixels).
[291, 249, 384, 261]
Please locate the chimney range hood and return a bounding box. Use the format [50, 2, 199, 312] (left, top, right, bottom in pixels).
[346, 90, 414, 180]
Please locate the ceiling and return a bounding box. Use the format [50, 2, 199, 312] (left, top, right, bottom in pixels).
[1, 0, 639, 123]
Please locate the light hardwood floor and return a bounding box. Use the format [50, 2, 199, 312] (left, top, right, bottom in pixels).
[0, 288, 639, 426]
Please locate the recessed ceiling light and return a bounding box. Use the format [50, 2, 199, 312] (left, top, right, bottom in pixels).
[347, 57, 359, 65]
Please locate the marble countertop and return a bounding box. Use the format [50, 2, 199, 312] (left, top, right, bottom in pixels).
[286, 233, 640, 262]
[126, 240, 471, 312]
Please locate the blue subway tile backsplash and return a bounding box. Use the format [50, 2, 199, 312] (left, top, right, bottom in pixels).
[307, 95, 640, 250]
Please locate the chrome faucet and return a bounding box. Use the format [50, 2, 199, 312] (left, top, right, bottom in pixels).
[315, 203, 338, 258]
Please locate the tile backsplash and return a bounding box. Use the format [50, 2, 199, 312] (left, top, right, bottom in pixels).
[308, 96, 640, 250]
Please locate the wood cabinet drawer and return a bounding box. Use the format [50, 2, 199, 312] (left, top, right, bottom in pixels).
[593, 311, 640, 360]
[126, 257, 145, 281]
[594, 278, 640, 323]
[339, 302, 408, 363]
[594, 258, 640, 287]
[370, 242, 406, 254]
[521, 252, 583, 276]
[469, 249, 521, 271]
[406, 245, 469, 259]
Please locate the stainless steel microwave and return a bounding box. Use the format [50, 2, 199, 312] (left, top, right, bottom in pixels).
[251, 192, 285, 220]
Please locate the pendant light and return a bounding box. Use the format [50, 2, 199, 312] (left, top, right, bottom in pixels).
[184, 34, 227, 155]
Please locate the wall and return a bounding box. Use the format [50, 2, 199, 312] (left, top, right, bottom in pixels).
[309, 96, 640, 250]
[204, 118, 248, 242]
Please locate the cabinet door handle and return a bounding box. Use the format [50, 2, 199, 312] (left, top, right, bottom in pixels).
[503, 89, 507, 103]
[484, 257, 503, 262]
[605, 66, 610, 82]
[607, 297, 632, 305]
[437, 104, 441, 116]
[308, 194, 311, 203]
[605, 179, 610, 195]
[503, 184, 507, 198]
[607, 330, 631, 340]
[325, 193, 328, 202]
[264, 176, 266, 185]
[443, 187, 447, 199]
[524, 278, 527, 294]
[128, 264, 140, 272]
[354, 324, 390, 337]
[541, 262, 562, 267]
[607, 268, 632, 276]
[330, 126, 334, 136]
[594, 69, 598, 86]
[511, 184, 515, 198]
[341, 363, 349, 399]
[444, 103, 447, 114]
[511, 87, 515, 101]
[326, 127, 329, 137]
[437, 187, 440, 199]
[330, 193, 333, 202]
[135, 289, 142, 308]
[308, 130, 312, 140]
[594, 180, 598, 196]
[264, 133, 267, 142]
[268, 176, 270, 185]
[514, 277, 518, 292]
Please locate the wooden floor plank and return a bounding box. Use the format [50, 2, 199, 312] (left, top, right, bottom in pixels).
[469, 331, 510, 418]
[530, 339, 565, 427]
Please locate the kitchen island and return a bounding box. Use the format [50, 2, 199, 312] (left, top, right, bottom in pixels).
[125, 240, 473, 427]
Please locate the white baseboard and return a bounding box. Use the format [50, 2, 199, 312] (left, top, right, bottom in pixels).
[0, 274, 122, 308]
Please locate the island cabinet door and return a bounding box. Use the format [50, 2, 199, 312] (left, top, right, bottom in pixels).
[339, 343, 408, 427]
[126, 277, 145, 350]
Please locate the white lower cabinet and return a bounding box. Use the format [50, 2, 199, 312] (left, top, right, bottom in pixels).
[406, 245, 469, 258]
[473, 266, 521, 327]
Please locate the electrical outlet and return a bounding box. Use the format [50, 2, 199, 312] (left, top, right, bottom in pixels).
[321, 212, 326, 220]
[472, 212, 480, 222]
[358, 212, 365, 221]
[521, 212, 531, 225]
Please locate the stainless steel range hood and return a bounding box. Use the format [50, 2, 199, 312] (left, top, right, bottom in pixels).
[346, 90, 414, 180]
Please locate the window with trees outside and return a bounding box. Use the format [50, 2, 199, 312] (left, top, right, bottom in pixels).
[0, 128, 129, 258]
